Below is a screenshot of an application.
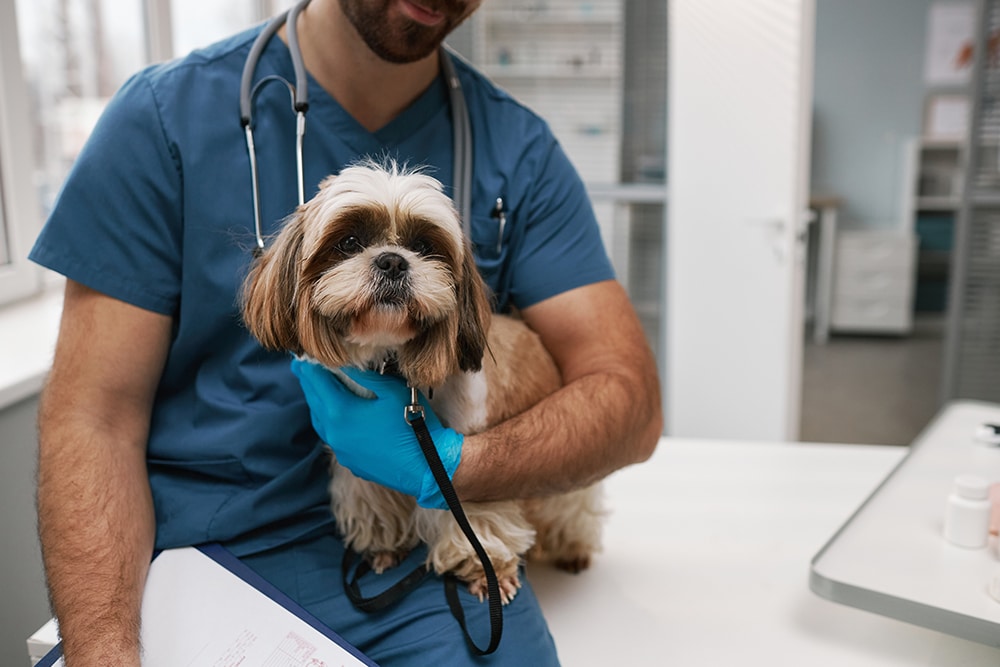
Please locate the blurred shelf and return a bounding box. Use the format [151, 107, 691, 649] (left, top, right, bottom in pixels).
[482, 64, 619, 80]
[482, 8, 620, 25]
[916, 196, 961, 210]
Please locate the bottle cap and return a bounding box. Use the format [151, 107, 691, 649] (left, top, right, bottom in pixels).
[953, 474, 990, 500]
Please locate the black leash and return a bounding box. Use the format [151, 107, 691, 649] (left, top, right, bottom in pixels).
[341, 548, 430, 613]
[341, 387, 504, 656]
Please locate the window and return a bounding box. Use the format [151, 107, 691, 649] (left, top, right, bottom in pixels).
[0, 144, 9, 267]
[15, 0, 147, 224]
[0, 1, 43, 303]
[172, 0, 257, 57]
[172, 0, 298, 56]
[3, 0, 287, 307]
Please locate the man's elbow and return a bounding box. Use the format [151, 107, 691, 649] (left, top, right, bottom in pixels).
[634, 399, 663, 464]
[622, 368, 662, 465]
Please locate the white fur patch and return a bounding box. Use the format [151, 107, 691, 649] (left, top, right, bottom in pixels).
[430, 370, 490, 433]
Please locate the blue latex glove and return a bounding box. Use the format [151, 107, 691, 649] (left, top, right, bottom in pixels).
[290, 358, 464, 510]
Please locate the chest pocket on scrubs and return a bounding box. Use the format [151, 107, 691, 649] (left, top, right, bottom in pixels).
[469, 212, 512, 312]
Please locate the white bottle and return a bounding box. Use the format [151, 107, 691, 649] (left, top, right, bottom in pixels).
[943, 474, 992, 549]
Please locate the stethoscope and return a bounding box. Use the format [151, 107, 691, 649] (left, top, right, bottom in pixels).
[239, 0, 473, 255]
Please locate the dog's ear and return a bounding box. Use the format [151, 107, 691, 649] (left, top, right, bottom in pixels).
[454, 244, 492, 373]
[399, 244, 491, 388]
[241, 213, 306, 353]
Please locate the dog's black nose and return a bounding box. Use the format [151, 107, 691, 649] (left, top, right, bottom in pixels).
[374, 252, 409, 280]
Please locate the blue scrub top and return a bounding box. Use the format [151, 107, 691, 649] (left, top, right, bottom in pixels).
[29, 25, 614, 557]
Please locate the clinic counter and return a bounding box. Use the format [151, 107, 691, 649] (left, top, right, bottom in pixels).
[529, 436, 1000, 666]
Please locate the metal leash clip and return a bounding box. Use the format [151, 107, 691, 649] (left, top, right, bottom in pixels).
[404, 386, 424, 424]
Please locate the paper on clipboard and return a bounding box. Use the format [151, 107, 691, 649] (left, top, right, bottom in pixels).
[37, 545, 378, 667]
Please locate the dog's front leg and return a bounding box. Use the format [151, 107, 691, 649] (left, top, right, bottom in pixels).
[330, 460, 419, 573]
[413, 501, 535, 604]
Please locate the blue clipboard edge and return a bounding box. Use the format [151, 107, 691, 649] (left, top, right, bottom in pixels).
[34, 639, 60, 666]
[34, 543, 381, 667]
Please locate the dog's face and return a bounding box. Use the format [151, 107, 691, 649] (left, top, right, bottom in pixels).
[242, 162, 491, 388]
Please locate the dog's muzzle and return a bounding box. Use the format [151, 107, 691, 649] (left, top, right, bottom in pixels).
[373, 252, 410, 305]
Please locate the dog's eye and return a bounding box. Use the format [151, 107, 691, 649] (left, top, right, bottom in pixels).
[337, 236, 363, 254]
[411, 238, 433, 256]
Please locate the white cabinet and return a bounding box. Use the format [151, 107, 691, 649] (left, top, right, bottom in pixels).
[830, 230, 917, 334]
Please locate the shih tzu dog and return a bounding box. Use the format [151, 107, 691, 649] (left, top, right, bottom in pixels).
[241, 160, 603, 603]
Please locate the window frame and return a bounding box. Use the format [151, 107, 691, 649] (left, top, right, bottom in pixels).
[0, 0, 290, 308]
[0, 0, 43, 304]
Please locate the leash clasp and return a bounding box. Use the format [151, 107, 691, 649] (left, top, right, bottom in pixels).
[404, 386, 424, 424]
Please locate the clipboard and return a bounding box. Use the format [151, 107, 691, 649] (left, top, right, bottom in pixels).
[36, 544, 379, 667]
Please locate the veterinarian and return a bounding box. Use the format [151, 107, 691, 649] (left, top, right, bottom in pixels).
[29, 0, 662, 665]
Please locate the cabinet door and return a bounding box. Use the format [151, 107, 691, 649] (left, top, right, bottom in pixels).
[667, 0, 815, 440]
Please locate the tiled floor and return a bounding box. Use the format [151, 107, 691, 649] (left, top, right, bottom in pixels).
[799, 315, 946, 446]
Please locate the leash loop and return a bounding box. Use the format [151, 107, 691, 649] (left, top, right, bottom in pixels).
[342, 385, 504, 656]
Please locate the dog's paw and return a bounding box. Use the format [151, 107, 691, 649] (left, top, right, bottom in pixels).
[554, 553, 592, 574]
[467, 571, 522, 605]
[368, 549, 410, 574]
[528, 542, 595, 573]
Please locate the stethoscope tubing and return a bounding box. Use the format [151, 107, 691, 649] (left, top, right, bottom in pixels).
[241, 0, 310, 254]
[240, 0, 472, 254]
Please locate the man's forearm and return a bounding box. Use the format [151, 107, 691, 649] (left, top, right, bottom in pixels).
[452, 281, 663, 502]
[38, 281, 172, 666]
[454, 365, 661, 502]
[37, 416, 155, 666]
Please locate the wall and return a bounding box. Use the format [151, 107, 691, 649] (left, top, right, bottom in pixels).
[0, 395, 51, 666]
[811, 0, 932, 229]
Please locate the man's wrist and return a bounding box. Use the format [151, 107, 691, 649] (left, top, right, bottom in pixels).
[448, 431, 482, 503]
[61, 642, 141, 667]
[58, 612, 143, 667]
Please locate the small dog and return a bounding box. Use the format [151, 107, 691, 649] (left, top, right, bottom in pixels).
[241, 161, 603, 602]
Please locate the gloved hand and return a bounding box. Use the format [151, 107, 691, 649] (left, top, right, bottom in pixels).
[290, 358, 464, 510]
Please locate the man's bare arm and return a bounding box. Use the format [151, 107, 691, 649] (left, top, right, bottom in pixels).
[454, 280, 662, 500]
[37, 280, 172, 666]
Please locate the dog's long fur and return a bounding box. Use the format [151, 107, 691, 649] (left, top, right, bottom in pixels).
[241, 161, 603, 602]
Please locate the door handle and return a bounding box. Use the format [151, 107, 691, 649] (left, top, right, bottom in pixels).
[747, 217, 787, 262]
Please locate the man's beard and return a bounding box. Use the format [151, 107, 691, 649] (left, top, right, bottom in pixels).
[339, 0, 471, 64]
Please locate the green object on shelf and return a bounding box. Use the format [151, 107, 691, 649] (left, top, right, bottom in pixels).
[916, 213, 955, 252]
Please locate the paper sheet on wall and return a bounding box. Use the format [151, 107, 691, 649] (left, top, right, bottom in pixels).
[924, 2, 976, 85]
[37, 546, 377, 667]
